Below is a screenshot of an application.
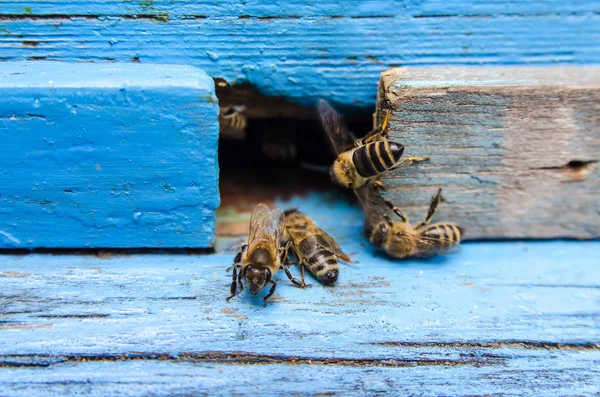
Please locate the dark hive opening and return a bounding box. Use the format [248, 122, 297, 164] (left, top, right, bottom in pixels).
[217, 107, 373, 237]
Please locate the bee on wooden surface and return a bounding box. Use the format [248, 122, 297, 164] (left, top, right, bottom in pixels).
[219, 105, 247, 140]
[227, 203, 307, 307]
[317, 99, 429, 189]
[356, 186, 464, 259]
[282, 209, 351, 285]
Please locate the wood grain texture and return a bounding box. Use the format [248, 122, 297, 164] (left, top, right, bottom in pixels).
[0, 62, 220, 248]
[377, 66, 600, 239]
[1, 1, 599, 108]
[0, 193, 599, 395]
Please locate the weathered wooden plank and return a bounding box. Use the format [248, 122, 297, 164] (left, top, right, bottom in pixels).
[1, 353, 600, 397]
[1, 194, 598, 394]
[0, 10, 598, 107]
[3, 0, 600, 18]
[377, 66, 600, 239]
[0, 234, 598, 394]
[0, 62, 220, 248]
[0, 195, 598, 349]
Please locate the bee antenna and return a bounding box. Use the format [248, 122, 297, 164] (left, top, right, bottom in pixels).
[300, 162, 330, 173]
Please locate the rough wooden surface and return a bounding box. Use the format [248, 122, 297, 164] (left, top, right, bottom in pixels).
[377, 66, 600, 240]
[1, 1, 599, 108]
[0, 193, 599, 395]
[0, 62, 220, 248]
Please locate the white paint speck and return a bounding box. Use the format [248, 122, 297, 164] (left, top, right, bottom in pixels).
[0, 231, 21, 245]
[206, 51, 219, 61]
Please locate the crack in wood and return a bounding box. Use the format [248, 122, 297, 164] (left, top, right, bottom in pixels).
[0, 351, 506, 369]
[32, 314, 111, 319]
[534, 160, 598, 171]
[0, 247, 214, 256]
[0, 14, 170, 22]
[370, 341, 600, 350]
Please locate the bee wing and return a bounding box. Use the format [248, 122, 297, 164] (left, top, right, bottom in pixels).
[284, 227, 311, 261]
[315, 230, 352, 263]
[411, 234, 463, 258]
[316, 99, 357, 155]
[248, 203, 285, 250]
[354, 186, 388, 231]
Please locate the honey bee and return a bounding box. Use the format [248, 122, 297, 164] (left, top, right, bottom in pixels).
[355, 186, 464, 258]
[282, 209, 351, 285]
[219, 105, 247, 140]
[227, 203, 307, 307]
[317, 99, 429, 189]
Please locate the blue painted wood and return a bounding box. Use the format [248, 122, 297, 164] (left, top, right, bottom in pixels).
[1, 1, 599, 107]
[3, 0, 599, 18]
[0, 62, 220, 248]
[1, 354, 600, 397]
[0, 193, 598, 394]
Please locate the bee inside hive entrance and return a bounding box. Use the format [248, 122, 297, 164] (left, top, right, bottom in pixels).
[217, 109, 373, 237]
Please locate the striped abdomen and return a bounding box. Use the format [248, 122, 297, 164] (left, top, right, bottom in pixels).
[298, 236, 339, 285]
[352, 141, 404, 178]
[418, 223, 463, 254]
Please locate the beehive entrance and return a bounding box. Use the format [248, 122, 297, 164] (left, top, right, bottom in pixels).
[217, 112, 373, 237]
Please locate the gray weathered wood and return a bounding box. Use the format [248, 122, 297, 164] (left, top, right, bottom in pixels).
[377, 66, 600, 239]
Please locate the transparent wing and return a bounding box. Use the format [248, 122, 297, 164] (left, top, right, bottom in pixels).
[316, 99, 357, 155]
[354, 186, 388, 231]
[248, 203, 285, 250]
[316, 230, 352, 263]
[284, 227, 312, 263]
[411, 234, 462, 258]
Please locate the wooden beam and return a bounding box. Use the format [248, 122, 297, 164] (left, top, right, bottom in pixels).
[1, 2, 598, 108]
[1, 194, 598, 393]
[377, 66, 600, 239]
[0, 238, 598, 393]
[0, 62, 220, 248]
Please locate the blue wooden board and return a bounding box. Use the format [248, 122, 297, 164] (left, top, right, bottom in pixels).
[0, 193, 598, 395]
[1, 1, 599, 107]
[0, 62, 220, 248]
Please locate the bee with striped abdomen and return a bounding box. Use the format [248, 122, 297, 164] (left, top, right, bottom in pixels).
[282, 210, 351, 285]
[227, 203, 307, 307]
[317, 99, 429, 189]
[356, 186, 464, 259]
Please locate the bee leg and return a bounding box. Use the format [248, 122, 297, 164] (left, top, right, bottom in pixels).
[226, 264, 241, 302]
[226, 250, 243, 272]
[281, 265, 308, 289]
[300, 264, 308, 287]
[279, 241, 292, 264]
[389, 156, 431, 171]
[384, 200, 408, 223]
[263, 280, 277, 307]
[370, 179, 386, 192]
[383, 214, 394, 226]
[355, 111, 391, 148]
[416, 188, 443, 229]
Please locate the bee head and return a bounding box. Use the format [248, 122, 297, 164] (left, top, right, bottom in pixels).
[370, 221, 388, 248]
[330, 153, 356, 188]
[243, 265, 271, 295]
[321, 268, 339, 285]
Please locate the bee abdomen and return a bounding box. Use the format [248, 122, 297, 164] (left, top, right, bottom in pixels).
[422, 223, 463, 247]
[306, 250, 339, 285]
[352, 141, 404, 177]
